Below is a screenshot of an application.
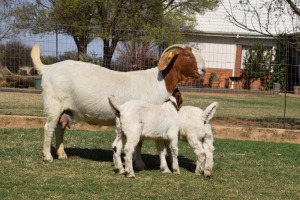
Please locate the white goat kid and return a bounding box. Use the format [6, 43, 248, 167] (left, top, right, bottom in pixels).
[109, 95, 181, 178]
[31, 44, 206, 162]
[178, 102, 218, 177]
[134, 89, 218, 177]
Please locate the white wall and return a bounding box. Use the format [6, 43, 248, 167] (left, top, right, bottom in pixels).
[197, 42, 236, 69]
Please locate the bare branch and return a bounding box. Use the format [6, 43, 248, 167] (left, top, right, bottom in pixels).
[285, 0, 300, 15]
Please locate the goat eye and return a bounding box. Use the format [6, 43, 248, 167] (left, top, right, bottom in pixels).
[204, 121, 207, 124]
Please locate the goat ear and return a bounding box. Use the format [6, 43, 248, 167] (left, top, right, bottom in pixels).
[157, 49, 179, 70]
[204, 102, 219, 122]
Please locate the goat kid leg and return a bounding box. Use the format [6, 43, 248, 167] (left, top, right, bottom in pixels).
[169, 138, 180, 174]
[55, 124, 67, 159]
[112, 132, 125, 174]
[124, 140, 139, 178]
[133, 140, 146, 171]
[203, 138, 215, 177]
[155, 140, 171, 173]
[188, 139, 206, 176]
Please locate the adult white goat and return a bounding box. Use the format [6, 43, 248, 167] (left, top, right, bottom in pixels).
[109, 95, 181, 178]
[31, 44, 206, 162]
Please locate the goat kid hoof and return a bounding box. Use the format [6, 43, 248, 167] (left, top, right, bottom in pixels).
[125, 173, 135, 178]
[173, 170, 180, 175]
[58, 154, 68, 160]
[113, 168, 125, 174]
[195, 171, 201, 176]
[124, 170, 135, 178]
[119, 169, 125, 175]
[204, 171, 212, 178]
[43, 157, 54, 162]
[161, 169, 172, 174]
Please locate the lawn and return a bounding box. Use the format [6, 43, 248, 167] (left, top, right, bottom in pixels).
[0, 128, 299, 199]
[1, 90, 300, 120]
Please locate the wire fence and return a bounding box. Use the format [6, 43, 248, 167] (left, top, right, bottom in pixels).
[0, 24, 299, 129]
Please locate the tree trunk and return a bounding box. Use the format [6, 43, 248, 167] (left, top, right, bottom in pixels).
[103, 38, 119, 69]
[78, 43, 87, 61]
[0, 66, 35, 88]
[73, 36, 88, 61]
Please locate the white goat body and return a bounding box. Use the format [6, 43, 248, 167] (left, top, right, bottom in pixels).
[109, 95, 180, 178]
[31, 44, 206, 162]
[133, 101, 218, 177]
[177, 102, 218, 177]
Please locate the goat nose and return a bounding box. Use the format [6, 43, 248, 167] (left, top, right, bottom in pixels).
[202, 69, 206, 73]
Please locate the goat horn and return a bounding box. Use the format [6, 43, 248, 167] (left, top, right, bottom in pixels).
[161, 44, 188, 54]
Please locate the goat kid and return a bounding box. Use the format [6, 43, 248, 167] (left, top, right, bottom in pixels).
[177, 102, 218, 177]
[133, 89, 218, 177]
[31, 44, 206, 162]
[109, 95, 181, 178]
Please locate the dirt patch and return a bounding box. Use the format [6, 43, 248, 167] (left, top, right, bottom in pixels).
[0, 115, 299, 144]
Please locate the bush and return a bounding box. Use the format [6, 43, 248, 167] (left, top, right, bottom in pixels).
[242, 44, 273, 80]
[209, 73, 218, 82]
[0, 41, 33, 73]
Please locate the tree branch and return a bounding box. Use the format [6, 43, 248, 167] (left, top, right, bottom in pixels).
[285, 0, 300, 15]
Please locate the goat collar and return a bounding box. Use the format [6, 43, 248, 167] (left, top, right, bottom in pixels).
[166, 98, 179, 111]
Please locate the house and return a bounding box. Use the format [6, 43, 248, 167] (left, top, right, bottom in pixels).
[182, 0, 300, 92]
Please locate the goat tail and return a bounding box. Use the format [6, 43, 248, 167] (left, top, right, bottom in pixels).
[108, 96, 121, 115]
[31, 44, 47, 75]
[204, 102, 219, 122]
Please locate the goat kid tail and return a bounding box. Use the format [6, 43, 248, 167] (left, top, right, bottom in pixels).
[204, 102, 219, 122]
[31, 44, 47, 75]
[108, 96, 121, 115]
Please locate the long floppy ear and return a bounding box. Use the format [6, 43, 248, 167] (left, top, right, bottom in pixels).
[157, 50, 176, 70]
[157, 44, 188, 71]
[172, 88, 183, 107]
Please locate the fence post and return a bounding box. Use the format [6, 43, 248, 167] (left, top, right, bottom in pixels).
[56, 24, 58, 62]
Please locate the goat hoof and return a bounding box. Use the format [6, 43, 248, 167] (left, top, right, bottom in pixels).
[204, 170, 212, 178]
[161, 168, 171, 173]
[173, 169, 180, 175]
[195, 171, 201, 176]
[43, 156, 54, 162]
[58, 154, 68, 160]
[113, 168, 124, 174]
[119, 168, 125, 175]
[125, 173, 135, 178]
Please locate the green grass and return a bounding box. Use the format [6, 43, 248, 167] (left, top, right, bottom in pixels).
[1, 91, 300, 128]
[183, 92, 300, 120]
[182, 92, 300, 128]
[0, 128, 299, 199]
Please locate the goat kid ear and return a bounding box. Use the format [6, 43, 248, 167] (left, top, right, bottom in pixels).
[204, 102, 219, 122]
[157, 49, 180, 71]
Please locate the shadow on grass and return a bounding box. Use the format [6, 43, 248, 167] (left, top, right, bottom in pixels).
[50, 146, 114, 162]
[139, 154, 195, 173]
[51, 146, 196, 173]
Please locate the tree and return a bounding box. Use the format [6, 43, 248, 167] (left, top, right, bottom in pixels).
[242, 44, 273, 81]
[266, 35, 288, 91]
[13, 0, 96, 60]
[0, 41, 33, 73]
[13, 0, 220, 67]
[0, 0, 24, 51]
[114, 41, 158, 71]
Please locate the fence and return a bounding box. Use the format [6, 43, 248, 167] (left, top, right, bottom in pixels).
[0, 24, 299, 129]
